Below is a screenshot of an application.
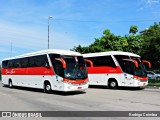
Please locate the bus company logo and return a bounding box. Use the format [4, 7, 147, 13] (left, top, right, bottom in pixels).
[2, 112, 11, 117]
[44, 70, 50, 74]
[5, 69, 15, 74]
[109, 70, 116, 73]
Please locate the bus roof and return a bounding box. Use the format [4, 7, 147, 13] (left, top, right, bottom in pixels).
[83, 51, 140, 58]
[2, 49, 82, 61]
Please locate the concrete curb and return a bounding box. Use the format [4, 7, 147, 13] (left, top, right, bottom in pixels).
[146, 86, 160, 89]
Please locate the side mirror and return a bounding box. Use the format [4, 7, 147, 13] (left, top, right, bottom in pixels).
[84, 59, 93, 67]
[123, 59, 139, 68]
[142, 60, 151, 68]
[55, 58, 66, 69]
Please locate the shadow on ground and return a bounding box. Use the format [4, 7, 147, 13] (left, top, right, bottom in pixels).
[89, 85, 144, 91]
[2, 85, 86, 96]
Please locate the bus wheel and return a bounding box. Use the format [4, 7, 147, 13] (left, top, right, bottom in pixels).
[108, 80, 118, 89]
[9, 80, 13, 88]
[44, 83, 52, 94]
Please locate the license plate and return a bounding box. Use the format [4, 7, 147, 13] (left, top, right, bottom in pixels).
[77, 86, 82, 89]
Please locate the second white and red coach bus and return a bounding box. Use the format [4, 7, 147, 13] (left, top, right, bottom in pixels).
[83, 51, 151, 88]
[1, 49, 88, 93]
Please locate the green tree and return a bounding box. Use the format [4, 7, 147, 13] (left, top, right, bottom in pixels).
[123, 25, 142, 54]
[71, 26, 142, 54]
[141, 22, 160, 68]
[129, 25, 138, 34]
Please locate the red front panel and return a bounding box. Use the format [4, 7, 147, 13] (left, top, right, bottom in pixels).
[134, 76, 148, 81]
[63, 78, 88, 84]
[87, 66, 123, 74]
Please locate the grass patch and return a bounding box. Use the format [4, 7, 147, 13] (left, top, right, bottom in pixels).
[148, 82, 160, 86]
[148, 79, 160, 86]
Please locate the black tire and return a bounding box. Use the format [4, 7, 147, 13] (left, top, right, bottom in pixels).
[108, 80, 118, 89]
[44, 83, 52, 94]
[9, 80, 13, 88]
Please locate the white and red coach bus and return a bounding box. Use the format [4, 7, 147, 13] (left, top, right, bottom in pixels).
[83, 51, 151, 88]
[1, 49, 88, 93]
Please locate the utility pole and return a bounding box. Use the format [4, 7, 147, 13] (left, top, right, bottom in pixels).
[48, 16, 53, 49]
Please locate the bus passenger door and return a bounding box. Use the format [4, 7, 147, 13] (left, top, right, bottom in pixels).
[123, 73, 134, 86]
[54, 75, 63, 90]
[52, 59, 65, 90]
[121, 60, 135, 86]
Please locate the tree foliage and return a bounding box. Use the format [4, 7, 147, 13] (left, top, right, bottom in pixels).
[72, 25, 142, 54]
[129, 25, 138, 34]
[71, 22, 160, 68]
[141, 22, 160, 68]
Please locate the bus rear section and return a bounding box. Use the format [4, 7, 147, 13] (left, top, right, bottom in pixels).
[1, 49, 88, 93]
[83, 51, 151, 88]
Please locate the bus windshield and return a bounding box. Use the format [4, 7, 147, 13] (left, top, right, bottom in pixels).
[114, 55, 147, 77]
[131, 57, 147, 77]
[62, 55, 88, 80]
[49, 54, 88, 80]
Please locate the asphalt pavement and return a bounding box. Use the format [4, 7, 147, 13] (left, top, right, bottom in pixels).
[0, 81, 160, 120]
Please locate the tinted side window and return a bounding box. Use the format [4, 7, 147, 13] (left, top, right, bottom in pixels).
[12, 59, 21, 68]
[49, 54, 60, 60]
[53, 60, 64, 77]
[114, 55, 130, 62]
[29, 55, 49, 67]
[3, 55, 48, 68]
[7, 60, 14, 68]
[20, 58, 28, 68]
[114, 55, 130, 69]
[49, 54, 64, 77]
[120, 60, 135, 75]
[2, 60, 8, 68]
[85, 56, 116, 67]
[3, 58, 29, 68]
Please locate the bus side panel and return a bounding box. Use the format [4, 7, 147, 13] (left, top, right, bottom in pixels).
[2, 67, 88, 91]
[88, 73, 148, 87]
[88, 73, 123, 86]
[1, 67, 55, 88]
[87, 66, 122, 74]
[1, 75, 9, 85]
[88, 74, 106, 85]
[87, 66, 123, 86]
[1, 68, 11, 85]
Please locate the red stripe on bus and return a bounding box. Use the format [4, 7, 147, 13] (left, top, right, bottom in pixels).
[87, 66, 123, 74]
[63, 78, 89, 84]
[1, 67, 55, 75]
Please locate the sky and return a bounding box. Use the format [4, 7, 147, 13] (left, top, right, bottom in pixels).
[0, 0, 160, 61]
